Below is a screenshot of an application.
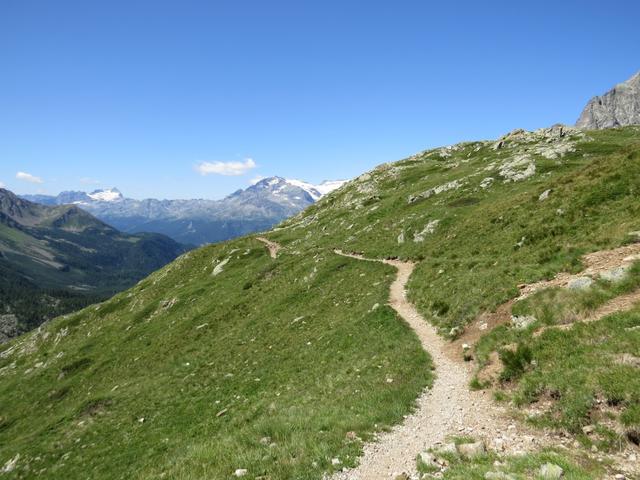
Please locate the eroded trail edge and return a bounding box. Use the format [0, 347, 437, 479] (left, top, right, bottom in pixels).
[331, 250, 531, 480]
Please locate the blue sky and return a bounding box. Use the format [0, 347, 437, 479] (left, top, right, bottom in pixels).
[0, 0, 638, 199]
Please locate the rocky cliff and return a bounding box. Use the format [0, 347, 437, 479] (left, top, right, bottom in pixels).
[576, 71, 640, 129]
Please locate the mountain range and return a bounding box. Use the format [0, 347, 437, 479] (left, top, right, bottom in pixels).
[22, 177, 347, 246]
[0, 188, 187, 341]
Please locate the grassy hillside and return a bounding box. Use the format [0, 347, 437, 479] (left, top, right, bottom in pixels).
[1, 126, 640, 478]
[273, 126, 640, 335]
[0, 239, 431, 478]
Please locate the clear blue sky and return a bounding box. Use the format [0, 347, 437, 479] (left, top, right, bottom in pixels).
[1, 0, 638, 199]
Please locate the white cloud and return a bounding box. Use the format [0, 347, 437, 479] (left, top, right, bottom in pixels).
[0, 181, 4, 188]
[195, 158, 256, 176]
[16, 171, 43, 184]
[249, 175, 266, 185]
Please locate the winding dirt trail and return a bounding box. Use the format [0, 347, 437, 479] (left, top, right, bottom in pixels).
[331, 250, 532, 480]
[256, 237, 281, 259]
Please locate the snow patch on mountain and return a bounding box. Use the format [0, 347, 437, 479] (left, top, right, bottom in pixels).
[285, 179, 347, 201]
[87, 188, 123, 202]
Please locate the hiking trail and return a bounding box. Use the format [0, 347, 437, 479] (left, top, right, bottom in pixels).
[257, 236, 281, 259]
[330, 250, 533, 480]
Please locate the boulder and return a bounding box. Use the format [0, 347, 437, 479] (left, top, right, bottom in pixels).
[418, 450, 436, 466]
[456, 441, 486, 458]
[538, 189, 551, 201]
[567, 277, 593, 290]
[511, 315, 536, 329]
[433, 442, 457, 455]
[539, 463, 564, 479]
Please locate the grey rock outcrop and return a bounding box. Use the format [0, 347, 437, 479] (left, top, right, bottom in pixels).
[576, 71, 640, 129]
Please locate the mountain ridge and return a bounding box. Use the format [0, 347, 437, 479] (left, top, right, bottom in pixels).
[22, 177, 347, 245]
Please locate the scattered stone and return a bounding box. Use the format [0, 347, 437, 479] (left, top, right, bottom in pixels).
[212, 257, 231, 276]
[539, 463, 564, 479]
[1, 454, 19, 473]
[259, 436, 271, 445]
[567, 277, 593, 290]
[234, 468, 247, 477]
[345, 431, 358, 441]
[456, 441, 486, 459]
[216, 408, 228, 417]
[397, 231, 405, 244]
[160, 297, 178, 310]
[614, 474, 625, 480]
[408, 180, 463, 204]
[331, 458, 341, 466]
[393, 474, 409, 480]
[511, 315, 536, 329]
[480, 177, 494, 189]
[413, 220, 440, 242]
[582, 425, 595, 435]
[418, 451, 436, 466]
[599, 266, 629, 283]
[499, 154, 535, 182]
[538, 189, 551, 201]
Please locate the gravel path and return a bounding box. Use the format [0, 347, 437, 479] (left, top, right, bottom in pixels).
[331, 251, 532, 480]
[256, 237, 281, 259]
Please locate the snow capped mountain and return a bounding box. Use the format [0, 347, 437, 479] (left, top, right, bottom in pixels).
[21, 176, 347, 245]
[284, 178, 347, 201]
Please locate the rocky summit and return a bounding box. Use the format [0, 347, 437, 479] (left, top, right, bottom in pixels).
[576, 71, 640, 129]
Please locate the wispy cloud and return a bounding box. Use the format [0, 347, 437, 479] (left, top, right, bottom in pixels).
[195, 158, 256, 176]
[79, 177, 101, 185]
[16, 171, 44, 184]
[249, 175, 266, 185]
[0, 181, 5, 188]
